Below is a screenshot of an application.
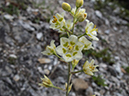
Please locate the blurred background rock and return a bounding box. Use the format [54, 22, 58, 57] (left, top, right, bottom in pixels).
[0, 0, 129, 96]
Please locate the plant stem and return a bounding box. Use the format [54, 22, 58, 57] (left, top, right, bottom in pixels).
[78, 33, 86, 38]
[66, 63, 71, 96]
[71, 70, 83, 74]
[53, 86, 65, 91]
[63, 26, 72, 34]
[54, 52, 64, 61]
[72, 8, 78, 33]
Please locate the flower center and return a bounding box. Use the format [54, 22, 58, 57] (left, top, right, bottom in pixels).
[89, 65, 95, 70]
[68, 45, 74, 51]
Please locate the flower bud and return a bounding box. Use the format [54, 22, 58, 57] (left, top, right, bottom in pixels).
[76, 0, 83, 8]
[62, 2, 71, 12]
[65, 83, 72, 93]
[77, 13, 87, 22]
[72, 59, 79, 69]
[39, 75, 53, 87]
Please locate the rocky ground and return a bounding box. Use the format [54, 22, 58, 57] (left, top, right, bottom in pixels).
[0, 0, 129, 96]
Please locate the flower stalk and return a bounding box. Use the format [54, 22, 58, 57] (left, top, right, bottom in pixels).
[66, 63, 71, 96]
[40, 0, 99, 96]
[71, 70, 83, 74]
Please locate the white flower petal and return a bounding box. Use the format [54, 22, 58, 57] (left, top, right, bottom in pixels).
[71, 7, 76, 16]
[60, 37, 69, 47]
[86, 71, 93, 75]
[76, 8, 86, 16]
[89, 35, 99, 41]
[79, 36, 93, 50]
[85, 20, 99, 41]
[65, 20, 73, 30]
[74, 42, 84, 51]
[50, 40, 56, 49]
[56, 45, 64, 56]
[69, 35, 78, 45]
[72, 51, 83, 60]
[63, 53, 73, 62]
[91, 59, 95, 65]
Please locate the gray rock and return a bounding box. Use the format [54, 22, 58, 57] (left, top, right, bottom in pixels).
[113, 7, 120, 14]
[30, 45, 42, 56]
[56, 77, 65, 84]
[13, 75, 20, 82]
[113, 63, 123, 78]
[113, 26, 118, 31]
[48, 65, 52, 70]
[95, 10, 102, 18]
[105, 30, 110, 34]
[114, 56, 120, 61]
[5, 36, 14, 46]
[5, 66, 12, 74]
[69, 92, 76, 96]
[18, 20, 35, 31]
[37, 67, 44, 74]
[111, 76, 119, 83]
[4, 14, 14, 21]
[85, 86, 94, 96]
[107, 66, 119, 77]
[94, 91, 100, 96]
[36, 32, 43, 40]
[105, 19, 110, 26]
[72, 78, 88, 93]
[0, 27, 5, 42]
[13, 26, 31, 44]
[100, 89, 105, 95]
[9, 54, 17, 59]
[44, 69, 50, 75]
[113, 92, 123, 96]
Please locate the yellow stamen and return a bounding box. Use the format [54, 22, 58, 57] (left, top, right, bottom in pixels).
[52, 16, 57, 23]
[94, 25, 98, 32]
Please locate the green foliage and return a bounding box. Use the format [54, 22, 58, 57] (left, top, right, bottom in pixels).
[2, 4, 20, 15]
[84, 48, 115, 65]
[92, 75, 107, 87]
[125, 66, 129, 74]
[8, 57, 17, 65]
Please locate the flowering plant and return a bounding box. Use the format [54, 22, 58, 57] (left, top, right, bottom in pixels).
[39, 0, 99, 96]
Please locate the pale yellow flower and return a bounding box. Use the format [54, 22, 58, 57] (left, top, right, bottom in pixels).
[56, 35, 84, 62]
[65, 83, 72, 93]
[85, 20, 99, 41]
[72, 59, 79, 69]
[42, 40, 56, 55]
[39, 75, 53, 87]
[50, 13, 66, 33]
[65, 20, 73, 31]
[83, 59, 98, 75]
[79, 36, 94, 50]
[76, 12, 87, 22]
[71, 7, 76, 16]
[71, 7, 87, 18]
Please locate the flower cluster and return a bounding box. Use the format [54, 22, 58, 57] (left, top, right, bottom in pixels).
[40, 0, 99, 95]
